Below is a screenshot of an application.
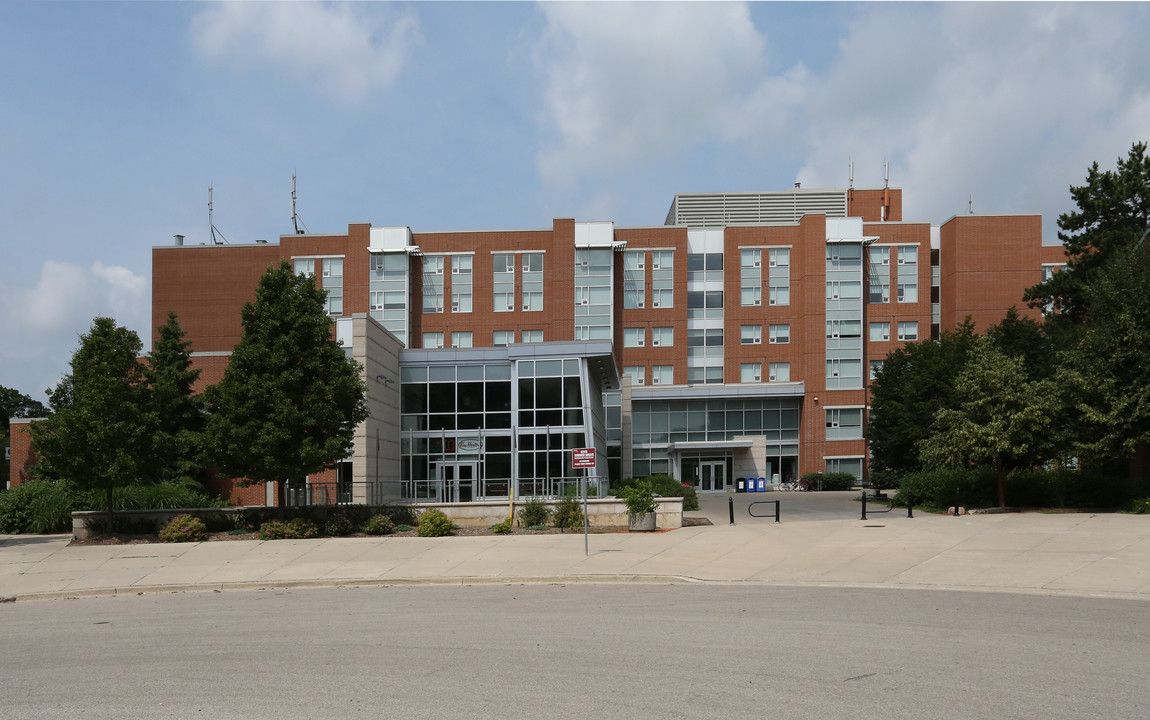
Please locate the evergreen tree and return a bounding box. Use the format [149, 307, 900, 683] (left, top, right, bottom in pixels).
[1024, 141, 1150, 334]
[28, 318, 160, 517]
[204, 261, 368, 504]
[143, 311, 205, 485]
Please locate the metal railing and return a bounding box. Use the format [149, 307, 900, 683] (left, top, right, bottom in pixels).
[285, 476, 609, 507]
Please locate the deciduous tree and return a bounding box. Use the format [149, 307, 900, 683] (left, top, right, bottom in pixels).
[204, 261, 368, 504]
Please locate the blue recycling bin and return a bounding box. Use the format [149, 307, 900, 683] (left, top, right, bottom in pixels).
[746, 477, 757, 493]
[756, 477, 767, 492]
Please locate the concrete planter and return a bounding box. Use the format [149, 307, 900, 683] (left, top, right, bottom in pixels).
[628, 512, 657, 532]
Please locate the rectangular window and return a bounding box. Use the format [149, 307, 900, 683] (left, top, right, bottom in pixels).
[826, 408, 864, 440]
[897, 246, 918, 265]
[493, 253, 515, 312]
[624, 250, 645, 309]
[322, 258, 343, 278]
[370, 291, 384, 311]
[493, 331, 514, 347]
[423, 256, 445, 313]
[826, 359, 862, 381]
[293, 258, 315, 276]
[741, 249, 763, 307]
[768, 362, 790, 382]
[624, 366, 645, 386]
[869, 360, 884, 380]
[450, 255, 472, 313]
[522, 253, 543, 312]
[768, 248, 790, 306]
[897, 282, 918, 303]
[869, 247, 891, 304]
[651, 365, 674, 385]
[741, 325, 762, 345]
[422, 332, 444, 349]
[741, 363, 762, 383]
[650, 251, 673, 308]
[624, 328, 645, 347]
[898, 321, 918, 341]
[827, 320, 862, 339]
[869, 322, 890, 342]
[651, 327, 674, 347]
[450, 331, 472, 349]
[768, 324, 790, 344]
[521, 329, 543, 343]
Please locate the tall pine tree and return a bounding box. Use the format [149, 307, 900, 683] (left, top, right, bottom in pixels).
[143, 311, 205, 485]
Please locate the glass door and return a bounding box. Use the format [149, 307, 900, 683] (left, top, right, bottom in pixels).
[699, 460, 727, 492]
[437, 462, 477, 502]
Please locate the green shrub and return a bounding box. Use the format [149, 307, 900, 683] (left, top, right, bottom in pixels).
[895, 468, 997, 510]
[159, 514, 208, 543]
[416, 508, 454, 537]
[1128, 497, 1150, 514]
[614, 475, 699, 511]
[324, 514, 353, 536]
[490, 518, 512, 534]
[0, 480, 78, 534]
[517, 497, 551, 528]
[286, 517, 319, 539]
[259, 520, 291, 540]
[620, 480, 657, 516]
[803, 471, 855, 491]
[552, 496, 584, 530]
[395, 524, 414, 532]
[363, 514, 395, 535]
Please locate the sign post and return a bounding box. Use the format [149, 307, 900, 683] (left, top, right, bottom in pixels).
[572, 448, 596, 555]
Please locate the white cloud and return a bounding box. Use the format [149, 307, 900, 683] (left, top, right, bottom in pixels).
[190, 2, 421, 104]
[0, 261, 150, 399]
[535, 2, 806, 185]
[535, 3, 1150, 241]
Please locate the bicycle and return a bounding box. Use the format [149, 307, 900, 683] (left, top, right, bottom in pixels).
[779, 478, 811, 492]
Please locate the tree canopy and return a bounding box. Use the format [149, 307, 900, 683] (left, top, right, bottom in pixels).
[1024, 141, 1150, 332]
[142, 311, 205, 484]
[918, 337, 1061, 507]
[27, 318, 160, 515]
[867, 320, 977, 475]
[204, 261, 368, 499]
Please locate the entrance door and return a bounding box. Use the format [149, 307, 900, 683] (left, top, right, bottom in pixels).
[438, 462, 477, 503]
[699, 460, 727, 492]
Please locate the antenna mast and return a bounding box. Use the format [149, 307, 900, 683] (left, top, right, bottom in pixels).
[291, 171, 308, 234]
[208, 183, 229, 245]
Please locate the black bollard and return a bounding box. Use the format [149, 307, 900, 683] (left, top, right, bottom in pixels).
[860, 490, 868, 521]
[907, 491, 915, 519]
[953, 487, 960, 517]
[728, 496, 735, 526]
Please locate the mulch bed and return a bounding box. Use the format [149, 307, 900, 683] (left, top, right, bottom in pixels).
[70, 516, 712, 546]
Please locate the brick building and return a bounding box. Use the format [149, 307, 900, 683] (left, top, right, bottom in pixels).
[9, 186, 1065, 503]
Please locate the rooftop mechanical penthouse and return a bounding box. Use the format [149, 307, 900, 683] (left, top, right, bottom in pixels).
[148, 186, 1065, 506]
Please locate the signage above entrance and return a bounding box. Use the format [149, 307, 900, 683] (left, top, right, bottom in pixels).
[572, 447, 596, 468]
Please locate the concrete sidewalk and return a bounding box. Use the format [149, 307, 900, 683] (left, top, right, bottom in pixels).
[3, 510, 1150, 602]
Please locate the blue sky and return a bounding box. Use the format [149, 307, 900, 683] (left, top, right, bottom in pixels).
[2, 1, 1148, 404]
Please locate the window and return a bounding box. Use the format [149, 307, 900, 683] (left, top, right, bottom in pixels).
[897, 321, 918, 341]
[768, 248, 790, 306]
[741, 363, 762, 383]
[826, 358, 862, 380]
[870, 283, 891, 304]
[493, 253, 515, 312]
[869, 322, 890, 342]
[827, 320, 861, 339]
[741, 249, 763, 307]
[869, 360, 884, 380]
[624, 328, 645, 347]
[423, 256, 444, 313]
[322, 258, 342, 277]
[897, 246, 918, 265]
[624, 251, 645, 309]
[293, 258, 315, 277]
[493, 331, 514, 347]
[651, 365, 673, 385]
[768, 324, 790, 344]
[825, 408, 863, 439]
[741, 325, 762, 345]
[651, 251, 673, 308]
[450, 255, 472, 313]
[325, 295, 343, 316]
[521, 253, 543, 311]
[741, 249, 762, 268]
[897, 281, 918, 303]
[522, 329, 543, 343]
[768, 362, 790, 382]
[651, 251, 673, 270]
[869, 247, 891, 304]
[321, 258, 343, 316]
[651, 289, 673, 308]
[624, 366, 645, 386]
[450, 331, 472, 349]
[370, 291, 384, 311]
[741, 286, 762, 307]
[422, 332, 444, 349]
[651, 327, 674, 347]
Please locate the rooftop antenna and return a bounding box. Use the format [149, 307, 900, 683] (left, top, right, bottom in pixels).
[291, 171, 309, 235]
[969, 195, 974, 214]
[884, 160, 889, 189]
[849, 159, 854, 189]
[208, 184, 229, 245]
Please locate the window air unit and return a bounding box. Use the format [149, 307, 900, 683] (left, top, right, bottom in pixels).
[651, 339, 660, 347]
[652, 299, 660, 308]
